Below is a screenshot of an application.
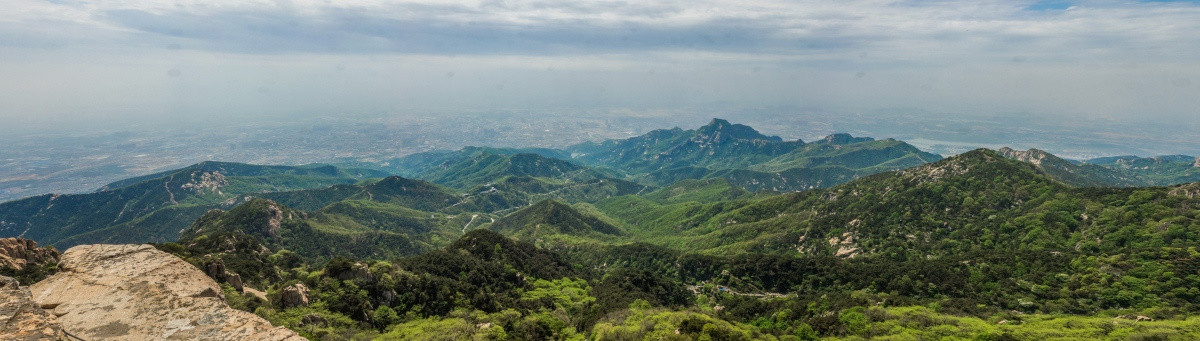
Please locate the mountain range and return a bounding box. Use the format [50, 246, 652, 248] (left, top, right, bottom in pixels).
[4, 118, 1200, 340]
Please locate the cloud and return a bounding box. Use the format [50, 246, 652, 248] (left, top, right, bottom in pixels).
[1, 0, 1198, 129]
[1, 0, 1190, 59]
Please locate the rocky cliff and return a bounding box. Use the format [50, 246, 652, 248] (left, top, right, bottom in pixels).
[28, 244, 304, 340]
[0, 238, 59, 271]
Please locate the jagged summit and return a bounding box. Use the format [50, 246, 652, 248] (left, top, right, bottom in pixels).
[694, 118, 785, 143]
[997, 147, 1144, 187]
[181, 198, 298, 241]
[894, 148, 1047, 186]
[996, 147, 1059, 166]
[819, 133, 874, 145]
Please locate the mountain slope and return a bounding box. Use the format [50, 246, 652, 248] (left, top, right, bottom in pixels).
[998, 147, 1145, 187]
[417, 151, 608, 190]
[179, 198, 442, 261]
[491, 199, 623, 239]
[1086, 154, 1200, 186]
[382, 149, 648, 212]
[260, 176, 460, 212]
[566, 118, 804, 173]
[384, 146, 572, 177]
[566, 120, 943, 192]
[0, 162, 385, 247]
[602, 149, 1067, 254]
[755, 137, 941, 172]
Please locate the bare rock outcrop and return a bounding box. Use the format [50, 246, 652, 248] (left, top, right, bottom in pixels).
[0, 275, 68, 340]
[1170, 183, 1200, 199]
[0, 238, 59, 271]
[997, 147, 1049, 166]
[280, 283, 310, 308]
[29, 244, 304, 340]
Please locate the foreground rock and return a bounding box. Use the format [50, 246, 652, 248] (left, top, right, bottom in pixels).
[0, 238, 59, 271]
[0, 276, 68, 340]
[29, 244, 304, 340]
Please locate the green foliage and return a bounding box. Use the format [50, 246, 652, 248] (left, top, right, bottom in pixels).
[491, 199, 623, 238]
[11, 119, 1200, 340]
[0, 161, 386, 248]
[0, 260, 58, 285]
[1087, 154, 1200, 186]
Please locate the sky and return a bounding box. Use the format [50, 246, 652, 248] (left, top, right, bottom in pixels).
[2, 0, 1199, 133]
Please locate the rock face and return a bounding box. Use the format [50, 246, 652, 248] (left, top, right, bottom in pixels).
[0, 276, 68, 340]
[0, 238, 59, 271]
[29, 244, 304, 340]
[1194, 157, 1200, 168]
[280, 283, 310, 308]
[1170, 183, 1200, 199]
[997, 147, 1049, 166]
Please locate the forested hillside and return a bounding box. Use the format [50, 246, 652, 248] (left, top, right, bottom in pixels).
[0, 162, 388, 247]
[143, 149, 1200, 340]
[5, 119, 1200, 340]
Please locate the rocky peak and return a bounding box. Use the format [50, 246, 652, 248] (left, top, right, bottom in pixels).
[820, 133, 874, 145]
[694, 118, 784, 143]
[898, 149, 1015, 186]
[0, 238, 59, 271]
[181, 171, 228, 194]
[28, 244, 303, 340]
[997, 147, 1055, 166]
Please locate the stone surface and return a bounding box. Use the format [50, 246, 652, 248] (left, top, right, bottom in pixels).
[29, 244, 304, 341]
[280, 283, 310, 308]
[0, 276, 68, 340]
[0, 238, 59, 271]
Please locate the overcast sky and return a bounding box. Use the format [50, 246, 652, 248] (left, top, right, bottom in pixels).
[2, 0, 1199, 132]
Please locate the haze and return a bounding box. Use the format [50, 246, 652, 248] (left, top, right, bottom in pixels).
[2, 0, 1199, 134]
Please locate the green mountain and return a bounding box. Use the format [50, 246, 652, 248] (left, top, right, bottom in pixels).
[754, 137, 940, 173]
[178, 198, 450, 261]
[147, 148, 1200, 340]
[640, 178, 753, 204]
[0, 162, 388, 247]
[383, 146, 573, 178]
[576, 149, 1200, 316]
[373, 119, 943, 195]
[566, 118, 804, 173]
[1087, 154, 1200, 186]
[382, 149, 647, 212]
[998, 147, 1145, 187]
[416, 151, 611, 190]
[260, 176, 461, 212]
[625, 135, 941, 192]
[491, 199, 623, 240]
